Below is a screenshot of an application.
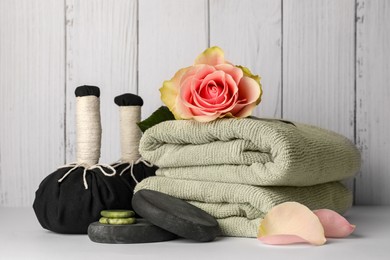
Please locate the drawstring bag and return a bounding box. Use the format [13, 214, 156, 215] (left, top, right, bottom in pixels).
[111, 93, 157, 193]
[33, 86, 133, 234]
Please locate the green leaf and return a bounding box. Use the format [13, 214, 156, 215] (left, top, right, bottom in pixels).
[137, 106, 175, 132]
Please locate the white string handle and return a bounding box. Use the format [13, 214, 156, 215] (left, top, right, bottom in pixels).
[76, 96, 101, 166]
[112, 158, 153, 184]
[120, 106, 142, 162]
[111, 99, 153, 184]
[58, 163, 116, 189]
[57, 88, 116, 189]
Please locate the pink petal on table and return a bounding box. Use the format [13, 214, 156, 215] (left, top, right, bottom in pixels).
[258, 202, 326, 246]
[314, 209, 356, 238]
[258, 235, 309, 245]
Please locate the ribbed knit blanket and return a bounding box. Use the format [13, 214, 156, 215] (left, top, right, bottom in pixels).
[139, 118, 360, 186]
[135, 177, 352, 237]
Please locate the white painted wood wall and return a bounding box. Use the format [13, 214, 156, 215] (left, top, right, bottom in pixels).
[0, 0, 389, 206]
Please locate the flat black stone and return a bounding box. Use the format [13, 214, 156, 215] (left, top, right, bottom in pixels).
[88, 219, 177, 244]
[132, 189, 221, 242]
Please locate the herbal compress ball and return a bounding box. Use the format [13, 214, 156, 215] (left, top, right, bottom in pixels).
[33, 86, 133, 234]
[112, 93, 157, 193]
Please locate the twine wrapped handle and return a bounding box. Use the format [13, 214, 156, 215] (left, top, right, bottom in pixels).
[112, 93, 152, 183]
[58, 85, 116, 189]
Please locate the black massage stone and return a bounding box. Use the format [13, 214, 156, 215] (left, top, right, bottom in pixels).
[132, 189, 221, 242]
[88, 219, 177, 244]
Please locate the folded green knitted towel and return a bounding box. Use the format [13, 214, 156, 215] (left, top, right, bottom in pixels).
[140, 118, 360, 186]
[135, 177, 352, 237]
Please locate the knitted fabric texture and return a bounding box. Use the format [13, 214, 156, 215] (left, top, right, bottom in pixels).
[134, 177, 352, 237]
[139, 118, 360, 186]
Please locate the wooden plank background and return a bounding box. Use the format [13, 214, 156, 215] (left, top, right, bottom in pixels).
[65, 0, 138, 164]
[0, 0, 389, 206]
[0, 0, 65, 206]
[356, 0, 390, 205]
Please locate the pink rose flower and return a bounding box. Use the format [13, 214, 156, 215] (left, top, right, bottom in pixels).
[160, 46, 262, 122]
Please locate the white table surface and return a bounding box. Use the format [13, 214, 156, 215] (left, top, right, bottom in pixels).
[0, 206, 389, 260]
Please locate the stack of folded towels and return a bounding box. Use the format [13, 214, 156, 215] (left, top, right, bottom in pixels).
[134, 118, 360, 237]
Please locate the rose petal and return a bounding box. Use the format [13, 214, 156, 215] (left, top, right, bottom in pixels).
[199, 81, 223, 100]
[198, 73, 235, 105]
[215, 64, 243, 84]
[237, 65, 262, 105]
[175, 75, 199, 119]
[179, 66, 201, 86]
[173, 98, 193, 120]
[237, 76, 262, 104]
[191, 107, 220, 116]
[229, 76, 262, 117]
[258, 202, 326, 246]
[258, 235, 309, 245]
[195, 88, 226, 107]
[180, 82, 194, 107]
[194, 65, 216, 80]
[199, 71, 227, 97]
[313, 209, 356, 238]
[160, 80, 177, 110]
[194, 46, 226, 66]
[236, 65, 261, 84]
[232, 103, 257, 118]
[160, 67, 191, 119]
[193, 71, 238, 112]
[192, 113, 221, 122]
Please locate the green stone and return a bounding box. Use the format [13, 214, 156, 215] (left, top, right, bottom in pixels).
[100, 210, 135, 218]
[99, 217, 136, 225]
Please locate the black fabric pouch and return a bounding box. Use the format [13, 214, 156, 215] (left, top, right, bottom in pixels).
[33, 166, 133, 234]
[115, 163, 157, 190]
